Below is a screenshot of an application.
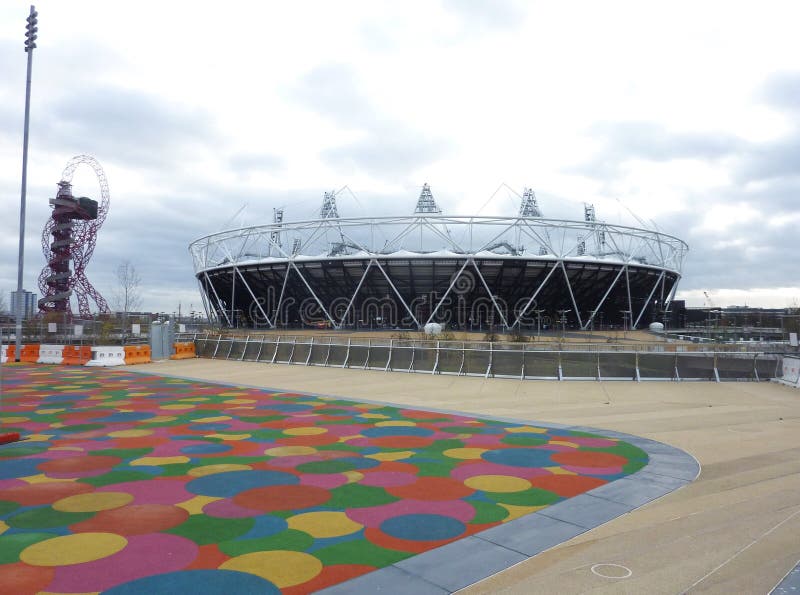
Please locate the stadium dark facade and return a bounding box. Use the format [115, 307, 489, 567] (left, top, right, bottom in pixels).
[190, 188, 688, 332]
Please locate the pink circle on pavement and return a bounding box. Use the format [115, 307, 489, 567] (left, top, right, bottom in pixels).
[97, 480, 192, 505]
[342, 438, 371, 447]
[203, 498, 263, 518]
[48, 533, 198, 593]
[462, 435, 506, 447]
[0, 479, 26, 490]
[217, 419, 262, 431]
[359, 472, 417, 488]
[299, 473, 351, 489]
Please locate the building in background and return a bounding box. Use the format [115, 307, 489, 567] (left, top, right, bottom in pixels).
[11, 289, 38, 320]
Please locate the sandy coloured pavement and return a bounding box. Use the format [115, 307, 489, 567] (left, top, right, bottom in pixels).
[130, 359, 800, 594]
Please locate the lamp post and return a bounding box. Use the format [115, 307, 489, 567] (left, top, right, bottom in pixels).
[557, 309, 571, 338]
[534, 309, 544, 338]
[14, 5, 37, 362]
[620, 309, 631, 339]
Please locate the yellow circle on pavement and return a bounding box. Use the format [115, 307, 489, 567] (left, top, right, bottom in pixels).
[187, 464, 252, 477]
[443, 447, 488, 460]
[220, 551, 322, 587]
[283, 427, 327, 436]
[53, 491, 133, 513]
[108, 429, 153, 438]
[21, 533, 127, 566]
[288, 511, 363, 538]
[464, 475, 531, 493]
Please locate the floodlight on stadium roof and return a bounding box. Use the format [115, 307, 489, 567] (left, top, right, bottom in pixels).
[189, 185, 688, 331]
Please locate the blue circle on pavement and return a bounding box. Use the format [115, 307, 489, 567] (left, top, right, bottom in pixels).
[180, 443, 231, 455]
[103, 569, 280, 595]
[0, 458, 48, 479]
[380, 514, 465, 541]
[481, 447, 553, 467]
[186, 470, 298, 497]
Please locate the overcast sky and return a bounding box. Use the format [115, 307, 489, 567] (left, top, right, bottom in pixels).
[1, 0, 799, 313]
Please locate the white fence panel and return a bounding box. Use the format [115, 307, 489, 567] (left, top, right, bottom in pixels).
[38, 344, 65, 364]
[85, 346, 126, 367]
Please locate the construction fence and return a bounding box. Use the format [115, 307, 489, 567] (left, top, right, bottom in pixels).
[186, 334, 784, 381]
[1, 320, 207, 347]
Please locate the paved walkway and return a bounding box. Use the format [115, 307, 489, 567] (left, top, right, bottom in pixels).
[0, 363, 693, 593]
[132, 359, 800, 594]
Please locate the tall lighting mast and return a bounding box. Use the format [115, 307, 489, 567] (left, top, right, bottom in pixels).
[15, 5, 38, 362]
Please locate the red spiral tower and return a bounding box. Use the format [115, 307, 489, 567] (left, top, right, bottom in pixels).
[38, 155, 110, 317]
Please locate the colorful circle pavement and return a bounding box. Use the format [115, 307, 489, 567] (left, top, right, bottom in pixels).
[0, 364, 649, 593]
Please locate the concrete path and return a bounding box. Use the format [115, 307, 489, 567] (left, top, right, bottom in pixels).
[130, 360, 800, 594]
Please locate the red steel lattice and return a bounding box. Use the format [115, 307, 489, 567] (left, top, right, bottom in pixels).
[37, 155, 110, 318]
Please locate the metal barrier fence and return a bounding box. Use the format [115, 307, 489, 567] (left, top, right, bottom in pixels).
[184, 334, 783, 381]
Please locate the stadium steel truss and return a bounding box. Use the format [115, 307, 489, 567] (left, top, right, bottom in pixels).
[189, 186, 688, 331]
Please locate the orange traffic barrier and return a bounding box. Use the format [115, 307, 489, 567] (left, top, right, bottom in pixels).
[123, 345, 137, 364]
[139, 345, 151, 363]
[19, 344, 40, 363]
[63, 345, 92, 365]
[170, 342, 196, 360]
[124, 345, 151, 365]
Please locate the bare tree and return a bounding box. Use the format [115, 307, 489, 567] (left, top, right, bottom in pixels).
[113, 261, 143, 323]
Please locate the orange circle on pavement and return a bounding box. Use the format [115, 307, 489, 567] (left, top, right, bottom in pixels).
[550, 451, 628, 468]
[233, 485, 331, 511]
[70, 504, 189, 535]
[364, 527, 456, 554]
[387, 477, 473, 501]
[0, 562, 54, 594]
[38, 455, 121, 474]
[528, 474, 607, 497]
[0, 482, 94, 506]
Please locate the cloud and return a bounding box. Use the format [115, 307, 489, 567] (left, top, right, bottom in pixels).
[228, 152, 285, 176]
[442, 0, 525, 32]
[290, 64, 374, 128]
[736, 136, 800, 183]
[732, 73, 800, 183]
[644, 184, 800, 294]
[322, 125, 450, 178]
[3, 4, 799, 313]
[291, 64, 451, 178]
[567, 75, 800, 302]
[38, 85, 218, 170]
[574, 121, 743, 177]
[761, 71, 800, 113]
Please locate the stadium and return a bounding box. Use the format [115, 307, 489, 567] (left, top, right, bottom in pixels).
[189, 185, 688, 331]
